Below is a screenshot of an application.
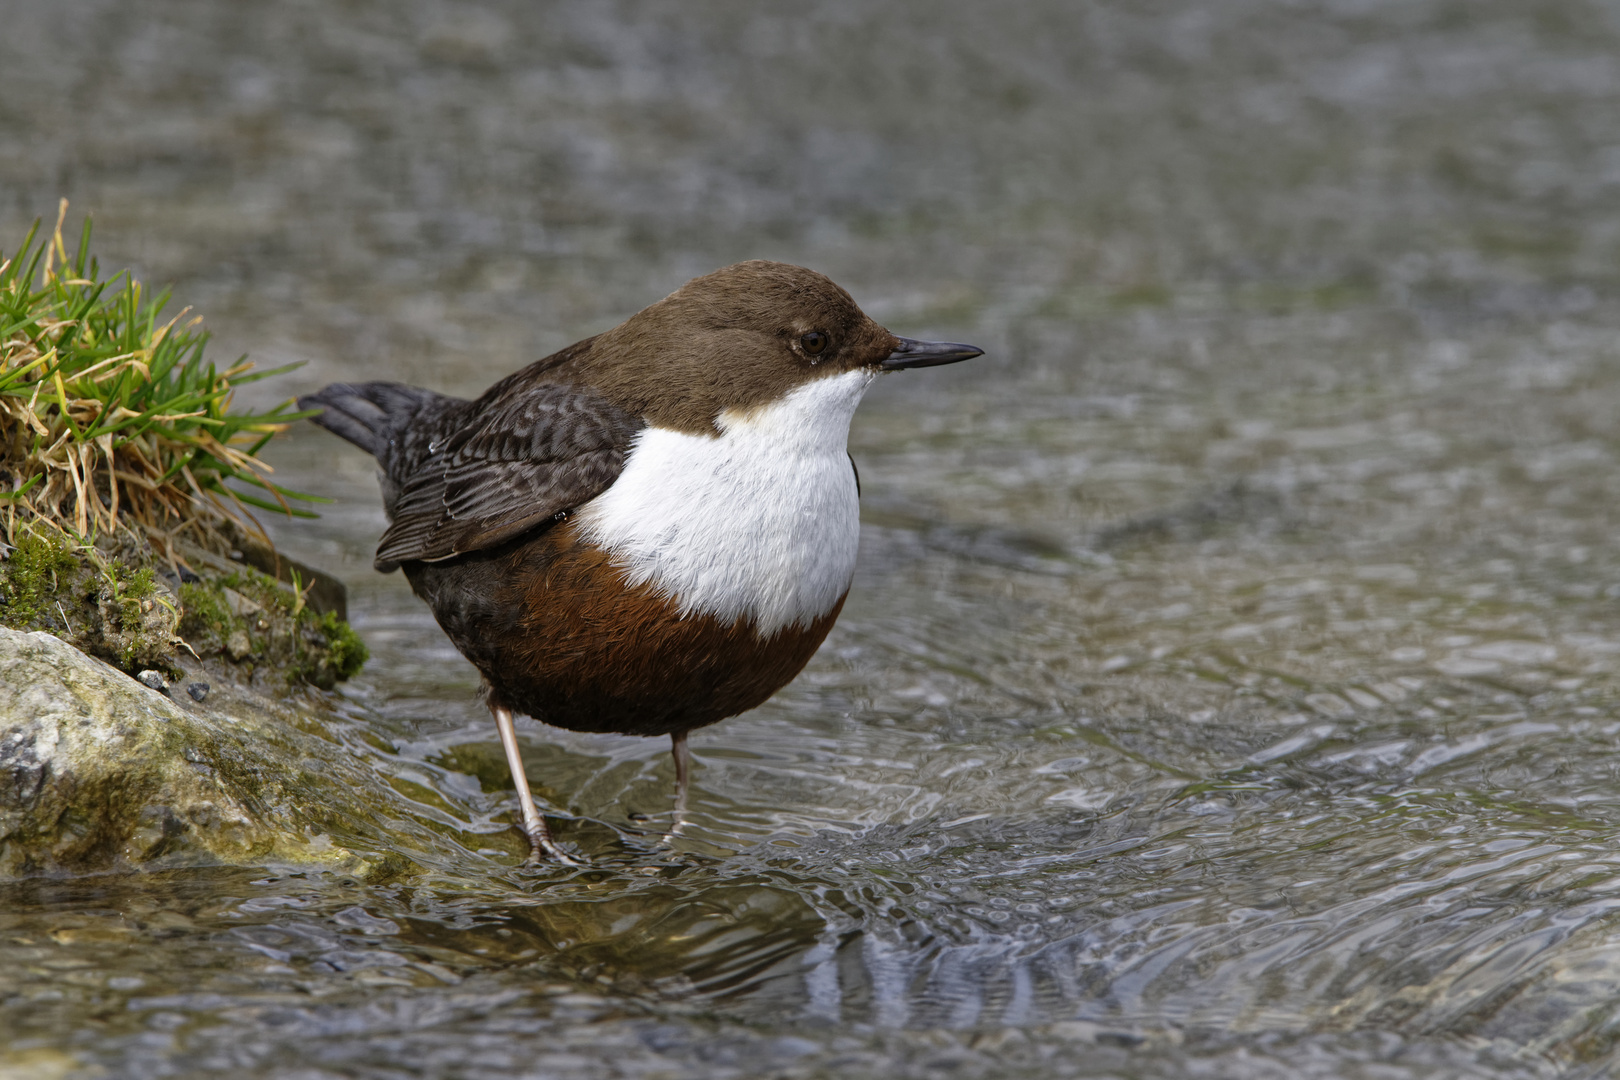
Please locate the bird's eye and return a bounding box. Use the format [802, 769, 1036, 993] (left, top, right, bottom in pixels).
[800, 331, 829, 356]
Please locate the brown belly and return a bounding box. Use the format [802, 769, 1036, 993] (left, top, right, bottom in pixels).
[403, 521, 845, 737]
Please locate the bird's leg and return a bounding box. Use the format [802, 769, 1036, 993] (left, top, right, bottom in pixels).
[669, 731, 691, 838]
[492, 704, 579, 865]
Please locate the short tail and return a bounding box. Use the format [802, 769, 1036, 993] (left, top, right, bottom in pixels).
[298, 382, 444, 459]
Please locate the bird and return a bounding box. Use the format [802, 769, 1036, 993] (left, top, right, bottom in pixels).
[299, 261, 982, 861]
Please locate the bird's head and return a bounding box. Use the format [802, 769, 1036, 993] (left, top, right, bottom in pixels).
[581, 261, 982, 434]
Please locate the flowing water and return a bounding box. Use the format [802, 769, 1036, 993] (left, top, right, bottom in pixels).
[8, 2, 1620, 1076]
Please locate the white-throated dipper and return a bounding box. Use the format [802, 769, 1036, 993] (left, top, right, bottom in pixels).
[301, 261, 982, 861]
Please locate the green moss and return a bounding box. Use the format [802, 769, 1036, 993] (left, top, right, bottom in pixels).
[0, 532, 82, 625]
[95, 559, 177, 672]
[0, 527, 366, 688]
[106, 562, 157, 627]
[0, 533, 182, 673]
[220, 568, 297, 617]
[314, 610, 368, 680]
[289, 608, 369, 690]
[176, 566, 366, 689]
[177, 580, 231, 641]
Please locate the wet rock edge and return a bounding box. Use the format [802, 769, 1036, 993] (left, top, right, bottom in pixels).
[0, 626, 384, 880]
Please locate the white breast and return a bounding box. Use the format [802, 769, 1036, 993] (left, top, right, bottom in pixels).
[575, 368, 876, 637]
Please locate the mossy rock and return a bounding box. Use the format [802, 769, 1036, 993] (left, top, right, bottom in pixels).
[177, 564, 367, 690]
[0, 626, 390, 879]
[0, 529, 365, 690]
[0, 532, 181, 673]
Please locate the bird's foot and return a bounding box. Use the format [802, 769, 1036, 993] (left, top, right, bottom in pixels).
[522, 822, 583, 866]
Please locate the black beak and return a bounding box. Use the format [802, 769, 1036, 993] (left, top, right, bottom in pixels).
[881, 336, 984, 370]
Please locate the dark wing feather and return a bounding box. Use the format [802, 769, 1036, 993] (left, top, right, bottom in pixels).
[373, 383, 643, 571]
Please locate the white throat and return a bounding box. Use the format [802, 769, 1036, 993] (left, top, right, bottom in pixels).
[575, 368, 876, 636]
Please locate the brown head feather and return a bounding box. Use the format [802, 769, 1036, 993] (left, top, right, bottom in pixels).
[487, 261, 899, 434]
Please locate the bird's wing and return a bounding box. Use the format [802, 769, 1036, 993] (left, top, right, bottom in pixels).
[373, 383, 643, 571]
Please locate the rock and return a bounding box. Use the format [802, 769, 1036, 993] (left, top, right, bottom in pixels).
[0, 531, 366, 691]
[221, 586, 262, 619]
[225, 628, 252, 661]
[187, 681, 209, 702]
[89, 567, 182, 672]
[225, 527, 349, 622]
[0, 627, 391, 879]
[137, 669, 169, 694]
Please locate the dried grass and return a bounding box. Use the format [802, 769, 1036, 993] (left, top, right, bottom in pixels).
[0, 201, 318, 560]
